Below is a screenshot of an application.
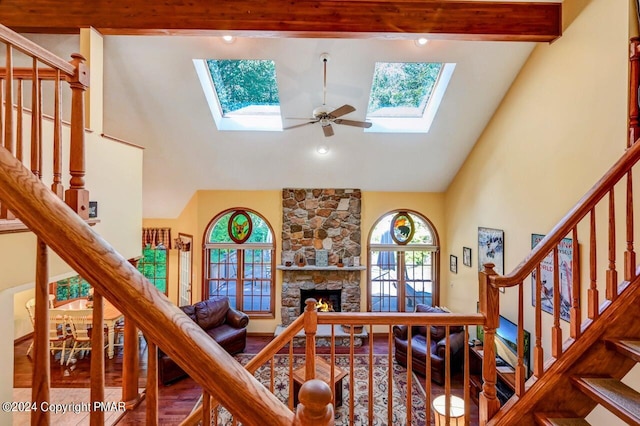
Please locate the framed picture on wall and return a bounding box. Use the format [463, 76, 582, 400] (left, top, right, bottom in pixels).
[531, 234, 573, 322]
[478, 227, 505, 292]
[450, 255, 458, 274]
[463, 247, 472, 267]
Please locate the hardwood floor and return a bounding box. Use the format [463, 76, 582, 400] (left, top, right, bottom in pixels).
[14, 334, 479, 425]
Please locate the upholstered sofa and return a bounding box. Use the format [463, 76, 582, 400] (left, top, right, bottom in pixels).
[392, 304, 466, 385]
[159, 296, 249, 385]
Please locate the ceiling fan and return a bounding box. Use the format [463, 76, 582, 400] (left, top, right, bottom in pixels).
[283, 53, 372, 137]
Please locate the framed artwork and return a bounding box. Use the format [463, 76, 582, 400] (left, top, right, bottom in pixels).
[450, 255, 458, 274]
[315, 249, 328, 267]
[531, 234, 573, 322]
[228, 210, 252, 243]
[478, 227, 504, 274]
[463, 247, 472, 267]
[478, 227, 505, 292]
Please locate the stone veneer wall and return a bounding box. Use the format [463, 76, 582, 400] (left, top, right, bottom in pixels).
[280, 188, 362, 326]
[280, 269, 361, 326]
[281, 188, 361, 265]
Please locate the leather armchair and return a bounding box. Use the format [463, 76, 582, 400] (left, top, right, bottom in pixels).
[393, 304, 466, 385]
[159, 296, 249, 385]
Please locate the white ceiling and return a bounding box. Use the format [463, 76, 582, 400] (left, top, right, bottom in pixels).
[27, 34, 536, 217]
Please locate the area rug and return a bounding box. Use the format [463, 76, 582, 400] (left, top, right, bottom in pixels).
[213, 354, 428, 426]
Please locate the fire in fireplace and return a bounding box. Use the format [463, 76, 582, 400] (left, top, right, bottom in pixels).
[299, 289, 342, 314]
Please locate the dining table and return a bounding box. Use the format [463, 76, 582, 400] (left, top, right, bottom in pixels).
[56, 298, 124, 359]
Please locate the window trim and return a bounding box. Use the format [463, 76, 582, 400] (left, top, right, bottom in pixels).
[138, 244, 169, 296]
[366, 209, 440, 312]
[201, 207, 276, 319]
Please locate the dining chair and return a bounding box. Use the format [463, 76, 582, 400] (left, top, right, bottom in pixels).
[25, 294, 56, 357]
[48, 308, 74, 365]
[65, 309, 108, 365]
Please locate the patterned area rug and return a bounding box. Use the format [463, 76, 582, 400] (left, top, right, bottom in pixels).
[214, 353, 428, 425]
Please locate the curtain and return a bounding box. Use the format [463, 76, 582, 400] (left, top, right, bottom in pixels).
[142, 227, 172, 249]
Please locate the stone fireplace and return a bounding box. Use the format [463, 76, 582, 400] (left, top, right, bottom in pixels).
[300, 289, 342, 314]
[279, 188, 363, 327]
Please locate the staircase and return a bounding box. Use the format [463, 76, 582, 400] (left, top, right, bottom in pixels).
[486, 274, 640, 426]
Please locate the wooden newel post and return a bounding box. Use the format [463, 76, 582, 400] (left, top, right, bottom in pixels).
[65, 53, 90, 219]
[304, 298, 318, 381]
[478, 263, 501, 424]
[629, 37, 640, 148]
[294, 379, 334, 426]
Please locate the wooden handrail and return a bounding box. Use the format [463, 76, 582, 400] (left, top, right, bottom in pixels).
[0, 24, 75, 76]
[0, 146, 295, 426]
[491, 140, 640, 288]
[318, 312, 484, 325]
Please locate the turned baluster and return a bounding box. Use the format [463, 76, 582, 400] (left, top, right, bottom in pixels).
[534, 265, 544, 378]
[515, 282, 525, 396]
[30, 58, 40, 179]
[31, 238, 50, 426]
[588, 209, 599, 319]
[478, 263, 500, 424]
[628, 37, 640, 147]
[65, 53, 90, 219]
[294, 380, 334, 426]
[625, 170, 636, 281]
[90, 292, 105, 426]
[551, 248, 562, 358]
[570, 227, 582, 339]
[146, 340, 159, 426]
[1, 44, 15, 219]
[606, 189, 618, 301]
[51, 70, 63, 198]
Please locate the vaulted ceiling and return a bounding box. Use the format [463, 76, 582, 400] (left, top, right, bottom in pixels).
[3, 1, 562, 218]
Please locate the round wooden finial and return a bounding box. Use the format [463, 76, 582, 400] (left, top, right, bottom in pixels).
[295, 379, 334, 425]
[305, 298, 318, 312]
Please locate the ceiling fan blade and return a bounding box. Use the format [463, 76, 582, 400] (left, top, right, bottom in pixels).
[334, 119, 372, 129]
[283, 120, 319, 130]
[322, 124, 334, 137]
[328, 104, 356, 119]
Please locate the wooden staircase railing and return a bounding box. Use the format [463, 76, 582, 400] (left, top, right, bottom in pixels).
[185, 298, 485, 425]
[477, 37, 640, 424]
[0, 24, 90, 221]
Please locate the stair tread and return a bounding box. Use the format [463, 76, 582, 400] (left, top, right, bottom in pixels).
[573, 377, 640, 424]
[606, 339, 640, 362]
[535, 413, 591, 426]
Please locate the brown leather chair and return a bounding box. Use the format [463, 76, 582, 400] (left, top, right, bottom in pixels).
[392, 304, 466, 385]
[159, 296, 249, 385]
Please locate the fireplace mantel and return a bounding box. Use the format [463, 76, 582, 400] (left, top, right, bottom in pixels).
[276, 265, 365, 271]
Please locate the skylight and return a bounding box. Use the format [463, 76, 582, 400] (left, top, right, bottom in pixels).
[194, 59, 282, 131]
[365, 61, 455, 133]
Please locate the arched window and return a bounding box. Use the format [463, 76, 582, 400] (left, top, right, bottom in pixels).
[203, 209, 275, 317]
[367, 210, 440, 312]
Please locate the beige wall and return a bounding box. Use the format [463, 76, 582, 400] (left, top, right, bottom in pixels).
[146, 190, 446, 334]
[444, 0, 638, 423]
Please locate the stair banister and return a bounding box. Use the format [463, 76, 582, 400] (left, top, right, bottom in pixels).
[0, 145, 295, 426]
[490, 140, 640, 290]
[478, 263, 501, 424]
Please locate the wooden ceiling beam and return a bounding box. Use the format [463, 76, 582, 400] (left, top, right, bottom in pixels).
[0, 0, 561, 42]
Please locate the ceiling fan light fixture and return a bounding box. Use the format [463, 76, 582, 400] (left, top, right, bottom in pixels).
[222, 35, 236, 44]
[415, 37, 429, 47]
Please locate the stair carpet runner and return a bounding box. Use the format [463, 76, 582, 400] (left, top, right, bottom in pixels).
[535, 340, 640, 426]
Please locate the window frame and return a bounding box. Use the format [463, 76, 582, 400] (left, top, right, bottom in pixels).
[366, 209, 440, 312]
[202, 208, 276, 319]
[138, 244, 169, 295]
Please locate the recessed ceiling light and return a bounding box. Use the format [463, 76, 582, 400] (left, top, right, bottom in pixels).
[222, 35, 235, 44]
[316, 144, 330, 155]
[415, 38, 428, 47]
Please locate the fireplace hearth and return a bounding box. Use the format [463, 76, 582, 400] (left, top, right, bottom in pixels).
[300, 289, 342, 314]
